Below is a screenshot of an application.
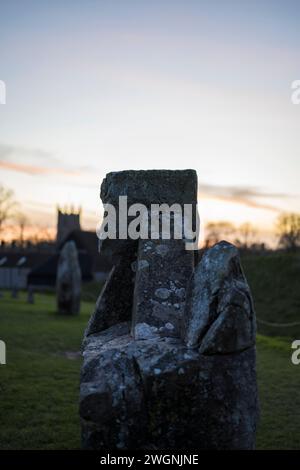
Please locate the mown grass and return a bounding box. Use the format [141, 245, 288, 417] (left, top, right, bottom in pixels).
[256, 335, 300, 449]
[242, 252, 300, 339]
[0, 252, 300, 449]
[0, 291, 91, 449]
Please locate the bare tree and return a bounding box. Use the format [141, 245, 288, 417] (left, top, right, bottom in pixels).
[15, 212, 29, 245]
[276, 212, 300, 251]
[204, 221, 235, 247]
[37, 226, 53, 242]
[28, 226, 54, 245]
[0, 185, 17, 234]
[238, 223, 257, 249]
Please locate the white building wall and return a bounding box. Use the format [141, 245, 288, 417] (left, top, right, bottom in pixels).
[0, 268, 30, 289]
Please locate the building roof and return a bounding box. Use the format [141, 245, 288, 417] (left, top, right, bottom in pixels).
[59, 229, 113, 272]
[27, 230, 113, 287]
[0, 230, 113, 287]
[59, 230, 98, 255]
[0, 252, 51, 269]
[27, 252, 93, 286]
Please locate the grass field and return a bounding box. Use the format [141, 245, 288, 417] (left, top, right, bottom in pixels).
[0, 252, 300, 449]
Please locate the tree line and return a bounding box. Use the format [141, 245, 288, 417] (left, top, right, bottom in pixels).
[0, 183, 300, 251]
[0, 184, 52, 245]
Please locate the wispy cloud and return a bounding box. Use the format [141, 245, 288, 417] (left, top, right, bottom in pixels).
[199, 183, 291, 212]
[0, 160, 80, 176]
[0, 143, 80, 176]
[0, 142, 293, 215]
[0, 143, 55, 163]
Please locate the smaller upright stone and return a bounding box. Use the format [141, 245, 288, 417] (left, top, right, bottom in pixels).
[183, 240, 256, 353]
[56, 240, 81, 315]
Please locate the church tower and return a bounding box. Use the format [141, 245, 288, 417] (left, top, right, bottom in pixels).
[56, 206, 81, 245]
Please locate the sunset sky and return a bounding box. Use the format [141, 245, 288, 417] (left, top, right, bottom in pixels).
[0, 1, 299, 242]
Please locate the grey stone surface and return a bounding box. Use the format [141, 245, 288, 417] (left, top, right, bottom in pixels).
[80, 170, 258, 450]
[85, 242, 137, 336]
[183, 240, 256, 353]
[132, 239, 194, 339]
[80, 324, 258, 450]
[99, 170, 198, 257]
[100, 169, 198, 208]
[56, 240, 81, 315]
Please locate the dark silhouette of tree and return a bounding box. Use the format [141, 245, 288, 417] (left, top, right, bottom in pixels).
[0, 184, 17, 234]
[204, 221, 235, 247]
[15, 212, 28, 245]
[276, 212, 300, 251]
[237, 223, 257, 249]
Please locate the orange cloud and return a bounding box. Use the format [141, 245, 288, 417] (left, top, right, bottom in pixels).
[200, 192, 280, 213]
[0, 161, 79, 176]
[198, 183, 292, 213]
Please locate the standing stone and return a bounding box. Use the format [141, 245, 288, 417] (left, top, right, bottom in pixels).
[80, 170, 258, 450]
[183, 240, 256, 353]
[11, 287, 18, 299]
[27, 286, 34, 304]
[56, 240, 81, 315]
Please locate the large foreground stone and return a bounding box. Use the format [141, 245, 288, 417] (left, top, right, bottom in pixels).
[80, 170, 258, 450]
[80, 323, 258, 449]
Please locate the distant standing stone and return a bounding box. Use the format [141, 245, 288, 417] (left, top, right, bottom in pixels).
[27, 286, 34, 304]
[56, 241, 81, 315]
[11, 287, 18, 299]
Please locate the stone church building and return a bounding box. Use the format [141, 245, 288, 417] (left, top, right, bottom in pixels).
[0, 208, 112, 290]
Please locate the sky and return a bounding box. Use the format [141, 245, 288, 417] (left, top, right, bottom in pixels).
[0, 0, 299, 242]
